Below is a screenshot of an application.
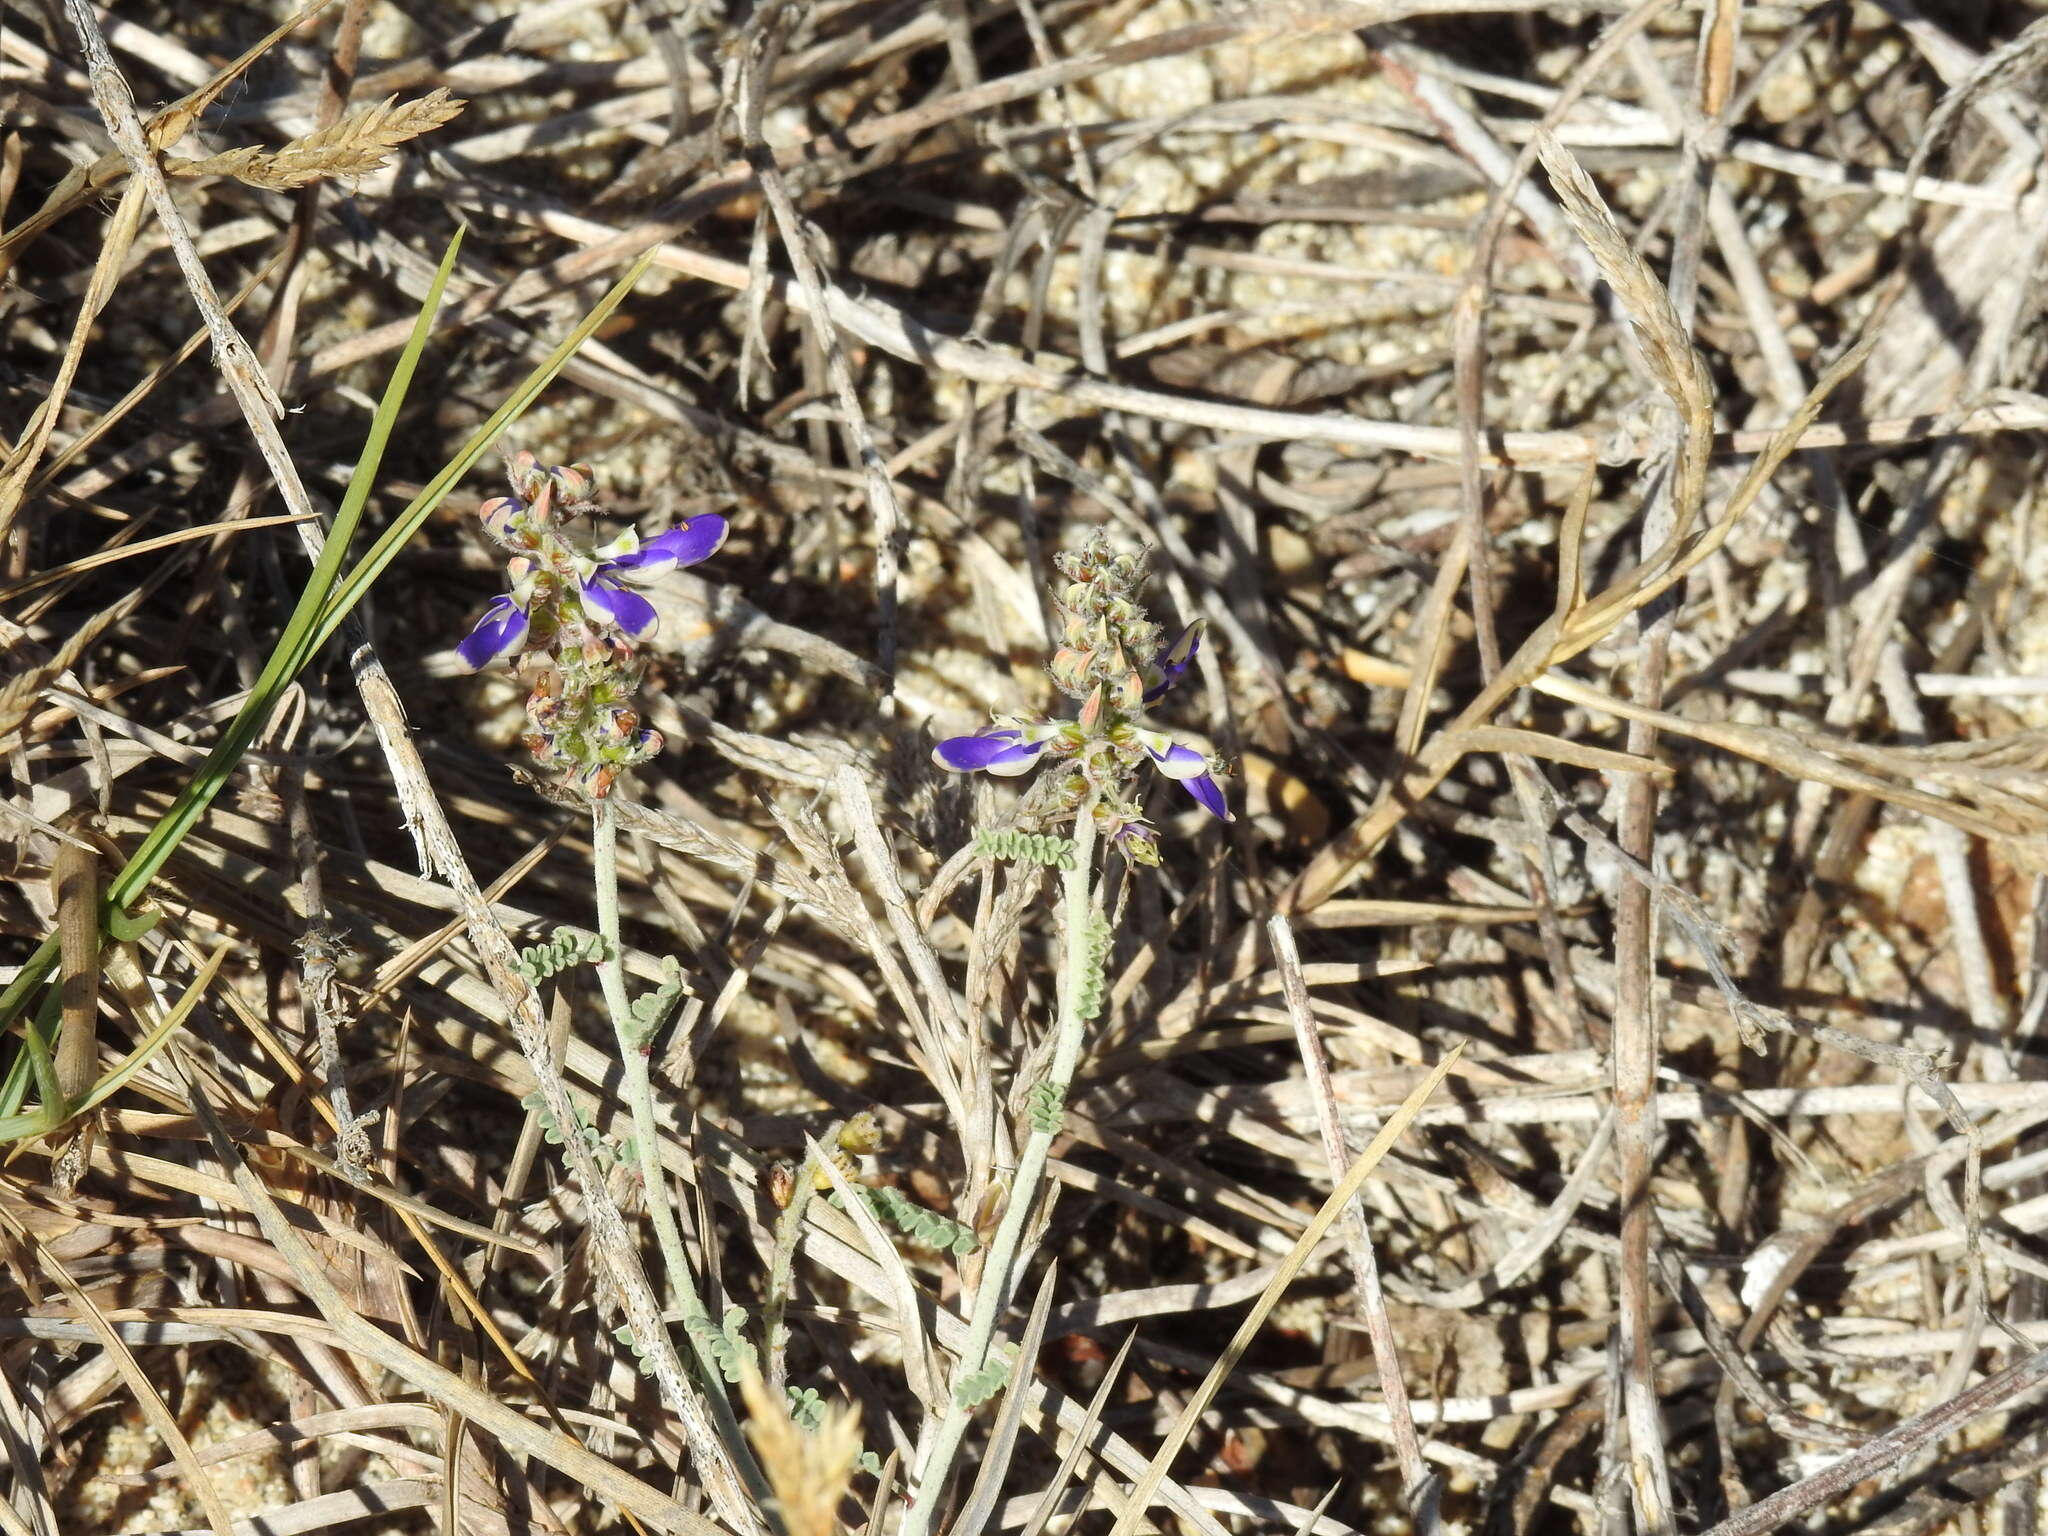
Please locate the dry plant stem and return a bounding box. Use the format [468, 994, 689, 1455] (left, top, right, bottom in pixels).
[1527, 133, 1698, 1536]
[750, 163, 905, 687]
[592, 798, 765, 1495]
[1611, 611, 1676, 1535]
[60, 3, 283, 421]
[1874, 647, 2008, 1042]
[1268, 915, 1434, 1526]
[903, 807, 1101, 1536]
[1698, 1341, 2048, 1536]
[167, 1042, 726, 1536]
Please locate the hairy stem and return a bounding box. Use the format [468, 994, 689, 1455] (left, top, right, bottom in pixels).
[591, 797, 770, 1505]
[902, 807, 1100, 1536]
[763, 1130, 833, 1399]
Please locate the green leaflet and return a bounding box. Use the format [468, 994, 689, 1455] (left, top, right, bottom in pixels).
[787, 1386, 827, 1430]
[952, 1354, 1011, 1409]
[1025, 1082, 1065, 1137]
[685, 1304, 758, 1384]
[851, 1183, 980, 1257]
[1072, 913, 1110, 1023]
[515, 927, 611, 983]
[974, 829, 1076, 870]
[624, 955, 686, 1047]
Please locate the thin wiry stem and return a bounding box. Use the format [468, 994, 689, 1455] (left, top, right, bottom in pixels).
[903, 803, 1100, 1536]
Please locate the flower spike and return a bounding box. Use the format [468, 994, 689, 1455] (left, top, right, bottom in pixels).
[931, 536, 1230, 833]
[454, 448, 726, 792]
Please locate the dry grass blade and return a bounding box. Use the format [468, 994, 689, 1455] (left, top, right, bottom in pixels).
[167, 1040, 725, 1536]
[0, 1205, 238, 1536]
[810, 1134, 938, 1409]
[1270, 915, 1429, 1513]
[1017, 1329, 1137, 1536]
[0, 180, 145, 544]
[1533, 131, 1712, 525]
[1104, 1045, 1465, 1536]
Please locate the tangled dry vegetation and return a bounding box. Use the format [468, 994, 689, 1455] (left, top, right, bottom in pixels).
[7, 0, 2048, 1533]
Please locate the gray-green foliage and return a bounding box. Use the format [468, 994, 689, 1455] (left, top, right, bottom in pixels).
[611, 1322, 654, 1377]
[787, 1385, 827, 1430]
[1072, 912, 1110, 1022]
[515, 926, 611, 983]
[685, 1304, 758, 1384]
[623, 955, 687, 1047]
[974, 828, 1077, 870]
[517, 1087, 625, 1169]
[1025, 1081, 1065, 1136]
[846, 1183, 980, 1256]
[952, 1353, 1011, 1409]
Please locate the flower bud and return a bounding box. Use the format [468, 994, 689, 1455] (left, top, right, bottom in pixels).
[478, 496, 529, 549]
[1050, 647, 1092, 694]
[838, 1111, 883, 1154]
[1076, 683, 1105, 734]
[973, 1178, 1009, 1244]
[553, 462, 597, 503]
[507, 449, 545, 498]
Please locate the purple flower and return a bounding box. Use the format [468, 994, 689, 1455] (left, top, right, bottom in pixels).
[457, 515, 729, 667]
[1134, 728, 1231, 821]
[578, 517, 729, 641]
[455, 593, 530, 672]
[1143, 621, 1203, 704]
[932, 725, 1056, 777]
[931, 719, 1231, 822]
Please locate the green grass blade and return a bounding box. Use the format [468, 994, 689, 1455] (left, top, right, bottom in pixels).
[0, 945, 228, 1142]
[74, 944, 230, 1117]
[0, 230, 465, 1039]
[308, 246, 659, 654]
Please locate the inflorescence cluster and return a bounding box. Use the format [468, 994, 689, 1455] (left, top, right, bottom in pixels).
[454, 451, 727, 797]
[457, 461, 1229, 831]
[931, 533, 1229, 863]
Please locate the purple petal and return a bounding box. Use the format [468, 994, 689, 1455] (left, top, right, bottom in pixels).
[582, 577, 659, 638]
[1178, 771, 1231, 821]
[1146, 740, 1210, 780]
[1144, 621, 1203, 703]
[932, 730, 1044, 776]
[455, 595, 528, 671]
[603, 516, 729, 578]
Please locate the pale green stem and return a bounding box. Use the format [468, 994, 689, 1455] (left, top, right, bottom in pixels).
[902, 808, 1100, 1536]
[591, 798, 770, 1506]
[763, 1130, 833, 1399]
